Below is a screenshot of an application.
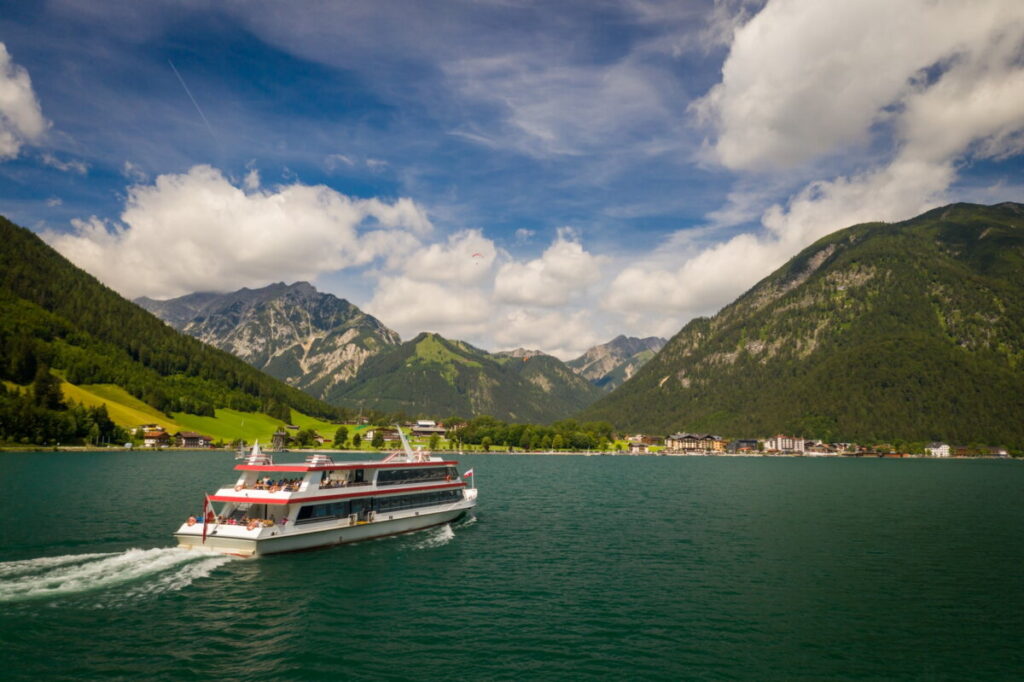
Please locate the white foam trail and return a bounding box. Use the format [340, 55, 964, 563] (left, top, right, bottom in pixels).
[0, 552, 115, 578]
[0, 548, 232, 603]
[412, 524, 455, 550]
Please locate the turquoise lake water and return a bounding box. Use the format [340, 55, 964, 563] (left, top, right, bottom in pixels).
[0, 451, 1021, 680]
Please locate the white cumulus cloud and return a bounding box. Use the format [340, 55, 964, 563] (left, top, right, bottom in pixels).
[45, 164, 433, 298]
[0, 42, 48, 160]
[494, 228, 604, 307]
[607, 0, 1024, 337]
[362, 226, 609, 359]
[693, 0, 1021, 171]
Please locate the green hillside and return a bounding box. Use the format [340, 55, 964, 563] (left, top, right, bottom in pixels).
[581, 202, 1024, 448]
[0, 215, 343, 446]
[328, 332, 603, 423]
[61, 382, 188, 433]
[58, 381, 339, 444]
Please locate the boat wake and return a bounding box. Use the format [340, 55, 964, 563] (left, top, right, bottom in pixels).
[0, 547, 233, 604]
[412, 524, 456, 550]
[454, 514, 477, 528]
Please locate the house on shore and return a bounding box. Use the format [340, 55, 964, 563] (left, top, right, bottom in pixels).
[626, 434, 664, 446]
[143, 429, 170, 448]
[666, 433, 724, 453]
[727, 439, 759, 454]
[410, 420, 446, 437]
[926, 442, 951, 457]
[365, 427, 400, 444]
[174, 431, 213, 448]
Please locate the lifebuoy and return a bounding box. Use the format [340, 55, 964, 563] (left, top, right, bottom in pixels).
[187, 516, 197, 526]
[247, 520, 259, 531]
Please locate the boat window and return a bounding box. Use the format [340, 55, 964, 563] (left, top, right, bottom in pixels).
[376, 467, 451, 486]
[376, 489, 463, 513]
[295, 500, 351, 524]
[320, 471, 351, 489]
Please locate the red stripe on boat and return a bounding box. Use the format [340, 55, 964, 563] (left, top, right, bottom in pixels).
[210, 481, 466, 505]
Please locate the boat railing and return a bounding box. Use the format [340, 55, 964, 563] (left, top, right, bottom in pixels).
[232, 479, 302, 493]
[318, 479, 371, 489]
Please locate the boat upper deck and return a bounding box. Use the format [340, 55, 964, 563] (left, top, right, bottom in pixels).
[234, 459, 460, 473]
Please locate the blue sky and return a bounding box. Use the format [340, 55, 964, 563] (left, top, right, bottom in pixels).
[1, 0, 1023, 358]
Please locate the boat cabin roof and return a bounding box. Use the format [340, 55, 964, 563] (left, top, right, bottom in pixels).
[234, 459, 459, 473]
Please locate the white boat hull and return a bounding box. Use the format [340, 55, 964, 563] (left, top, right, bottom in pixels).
[174, 502, 473, 557]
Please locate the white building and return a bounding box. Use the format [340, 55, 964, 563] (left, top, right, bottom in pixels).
[926, 442, 951, 457]
[764, 434, 805, 453]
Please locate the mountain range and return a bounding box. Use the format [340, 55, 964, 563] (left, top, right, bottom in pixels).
[567, 335, 666, 391]
[138, 284, 665, 418]
[40, 200, 1024, 447]
[137, 283, 399, 399]
[582, 202, 1024, 448]
[327, 332, 603, 422]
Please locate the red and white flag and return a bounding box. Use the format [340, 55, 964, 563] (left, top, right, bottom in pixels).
[202, 494, 212, 543]
[462, 468, 474, 478]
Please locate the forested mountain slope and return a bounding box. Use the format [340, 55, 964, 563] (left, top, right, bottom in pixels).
[581, 202, 1024, 447]
[137, 282, 399, 399]
[329, 332, 603, 422]
[0, 216, 340, 442]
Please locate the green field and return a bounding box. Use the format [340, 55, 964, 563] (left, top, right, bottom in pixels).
[61, 383, 189, 433]
[59, 380, 345, 445]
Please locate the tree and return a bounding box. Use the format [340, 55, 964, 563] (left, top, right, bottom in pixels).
[428, 434, 440, 451]
[371, 430, 385, 449]
[32, 365, 64, 411]
[295, 428, 317, 447]
[481, 436, 492, 452]
[352, 433, 362, 448]
[334, 426, 349, 448]
[551, 434, 564, 451]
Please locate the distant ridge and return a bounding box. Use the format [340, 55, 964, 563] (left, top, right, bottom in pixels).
[567, 335, 666, 391]
[581, 202, 1024, 448]
[329, 332, 603, 422]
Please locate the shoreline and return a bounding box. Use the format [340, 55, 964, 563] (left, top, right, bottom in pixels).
[0, 446, 1015, 460]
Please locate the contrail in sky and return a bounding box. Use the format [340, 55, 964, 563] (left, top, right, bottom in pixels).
[168, 59, 217, 142]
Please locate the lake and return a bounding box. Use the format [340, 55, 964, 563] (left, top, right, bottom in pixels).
[1, 451, 1021, 680]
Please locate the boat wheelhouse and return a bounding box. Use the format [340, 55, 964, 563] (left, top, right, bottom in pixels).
[174, 429, 477, 557]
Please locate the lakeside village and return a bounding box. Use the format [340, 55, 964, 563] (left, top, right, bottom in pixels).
[119, 420, 1015, 459]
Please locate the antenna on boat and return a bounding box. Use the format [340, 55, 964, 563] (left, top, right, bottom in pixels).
[244, 439, 272, 466]
[395, 424, 415, 462]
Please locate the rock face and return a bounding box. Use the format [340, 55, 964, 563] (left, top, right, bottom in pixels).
[136, 282, 400, 399]
[581, 202, 1024, 448]
[567, 336, 666, 391]
[330, 332, 604, 422]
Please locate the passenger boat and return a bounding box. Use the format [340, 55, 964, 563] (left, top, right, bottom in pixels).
[174, 428, 477, 557]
